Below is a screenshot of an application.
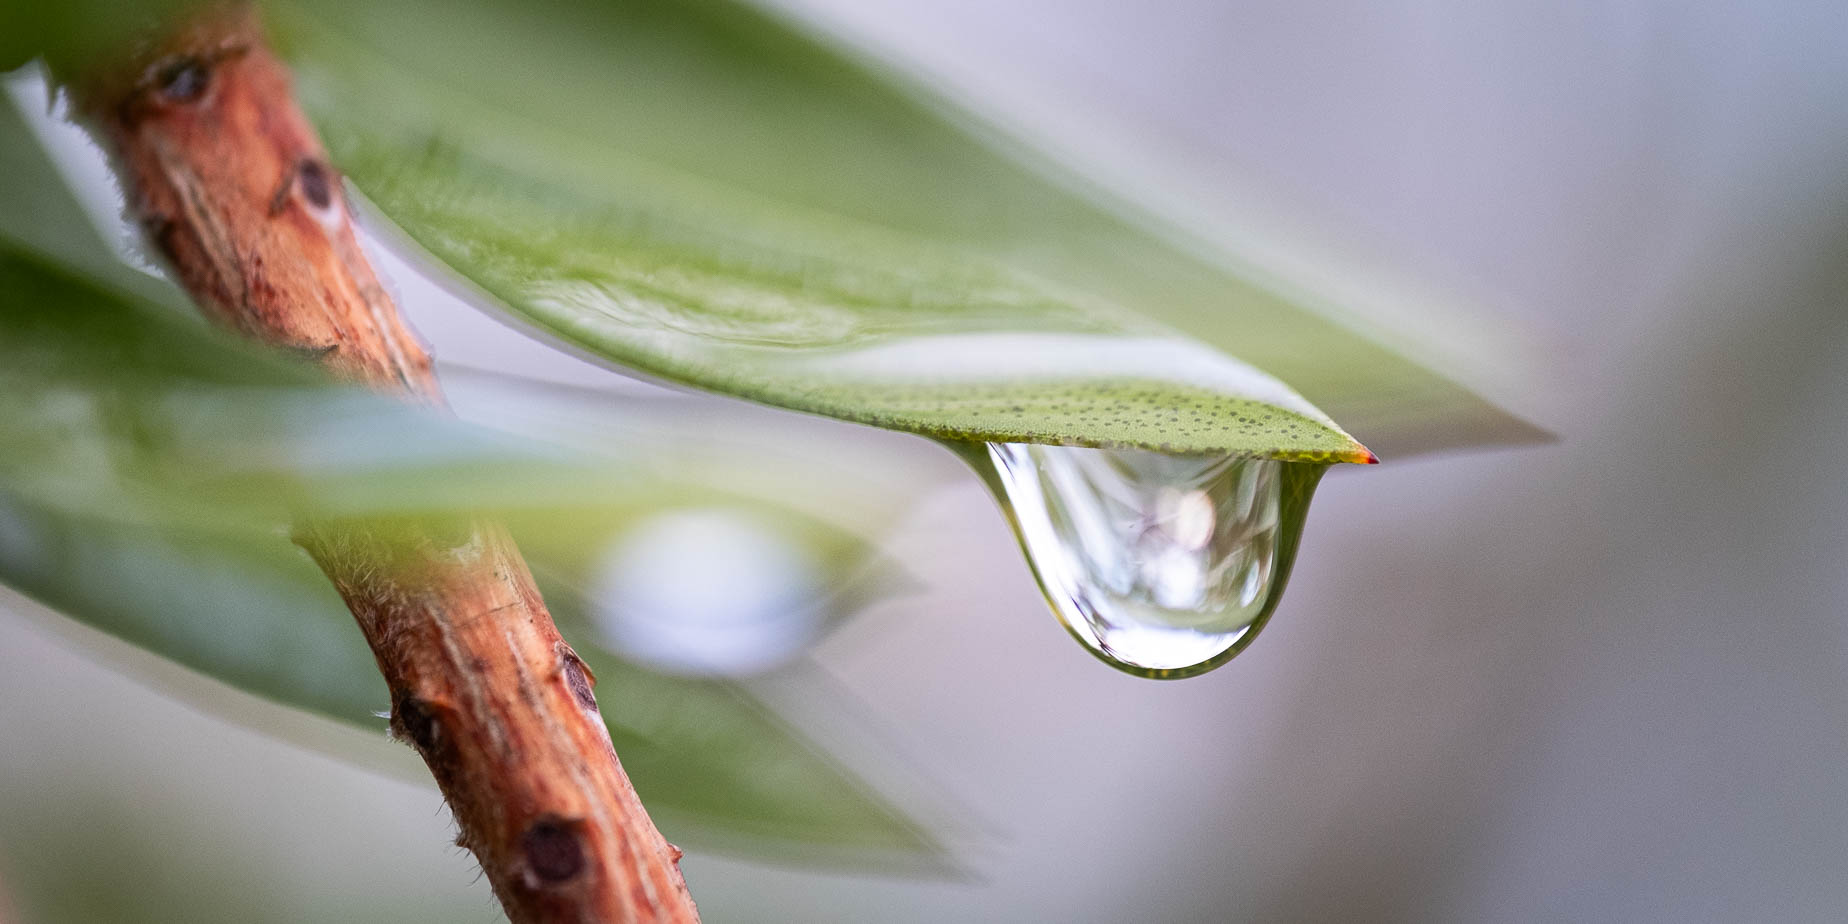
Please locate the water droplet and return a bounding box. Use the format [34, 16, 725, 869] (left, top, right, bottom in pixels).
[964, 442, 1326, 679]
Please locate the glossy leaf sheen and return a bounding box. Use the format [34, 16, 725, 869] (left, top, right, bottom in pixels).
[276, 0, 1374, 463]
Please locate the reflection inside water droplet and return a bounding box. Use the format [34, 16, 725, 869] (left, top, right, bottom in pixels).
[970, 443, 1325, 679]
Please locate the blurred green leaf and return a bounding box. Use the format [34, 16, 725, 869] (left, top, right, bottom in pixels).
[0, 0, 197, 76]
[272, 0, 1383, 463]
[0, 87, 951, 859]
[538, 569, 942, 864]
[0, 495, 388, 724]
[0, 487, 939, 866]
[0, 241, 947, 863]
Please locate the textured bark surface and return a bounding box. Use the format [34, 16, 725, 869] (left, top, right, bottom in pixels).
[70, 6, 700, 921]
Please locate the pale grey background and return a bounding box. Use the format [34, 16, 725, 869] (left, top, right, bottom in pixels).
[4, 1, 1847, 921]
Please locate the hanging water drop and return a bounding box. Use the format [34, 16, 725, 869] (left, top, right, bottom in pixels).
[966, 442, 1327, 679]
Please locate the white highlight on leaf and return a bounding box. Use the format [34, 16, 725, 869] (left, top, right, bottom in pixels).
[785, 332, 1339, 427]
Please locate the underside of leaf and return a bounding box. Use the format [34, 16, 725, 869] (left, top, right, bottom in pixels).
[276, 0, 1378, 463]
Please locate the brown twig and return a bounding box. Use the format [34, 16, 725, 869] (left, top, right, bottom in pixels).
[68, 6, 700, 921]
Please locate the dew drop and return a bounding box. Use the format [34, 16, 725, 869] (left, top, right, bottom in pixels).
[967, 442, 1326, 679]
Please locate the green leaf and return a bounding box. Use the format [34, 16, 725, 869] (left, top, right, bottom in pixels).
[0, 496, 390, 725]
[0, 97, 951, 858]
[0, 241, 947, 862]
[536, 569, 942, 864]
[0, 489, 940, 866]
[0, 0, 196, 76]
[271, 0, 1382, 464]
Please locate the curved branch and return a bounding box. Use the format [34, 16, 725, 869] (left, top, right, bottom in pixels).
[69, 6, 700, 921]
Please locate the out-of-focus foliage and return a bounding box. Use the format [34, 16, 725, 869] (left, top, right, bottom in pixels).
[0, 0, 195, 76]
[0, 90, 944, 865]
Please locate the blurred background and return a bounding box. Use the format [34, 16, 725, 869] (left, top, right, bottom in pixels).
[4, 0, 1848, 921]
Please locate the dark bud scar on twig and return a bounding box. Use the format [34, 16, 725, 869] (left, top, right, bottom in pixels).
[522, 817, 587, 884]
[395, 693, 444, 753]
[155, 56, 210, 103]
[563, 653, 599, 712]
[296, 158, 333, 211]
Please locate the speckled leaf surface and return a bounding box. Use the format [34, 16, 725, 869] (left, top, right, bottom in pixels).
[275, 0, 1378, 463]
